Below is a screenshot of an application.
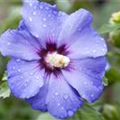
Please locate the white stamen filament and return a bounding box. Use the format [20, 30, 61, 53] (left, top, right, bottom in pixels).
[46, 52, 70, 68]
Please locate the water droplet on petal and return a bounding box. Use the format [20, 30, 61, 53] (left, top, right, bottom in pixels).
[55, 92, 58, 96]
[91, 94, 94, 97]
[43, 18, 46, 21]
[68, 110, 74, 117]
[24, 83, 27, 87]
[52, 33, 55, 37]
[34, 6, 37, 9]
[26, 79, 29, 82]
[20, 76, 23, 79]
[40, 5, 43, 9]
[46, 7, 49, 10]
[84, 82, 87, 85]
[58, 103, 60, 106]
[53, 11, 57, 15]
[12, 67, 15, 70]
[33, 11, 37, 15]
[102, 48, 105, 52]
[63, 94, 68, 100]
[29, 3, 32, 7]
[43, 24, 47, 27]
[18, 69, 21, 72]
[30, 72, 33, 76]
[93, 50, 96, 53]
[35, 76, 39, 79]
[7, 42, 11, 45]
[16, 59, 21, 63]
[29, 17, 32, 22]
[48, 14, 51, 17]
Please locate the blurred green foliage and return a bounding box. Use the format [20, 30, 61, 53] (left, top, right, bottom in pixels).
[0, 0, 120, 120]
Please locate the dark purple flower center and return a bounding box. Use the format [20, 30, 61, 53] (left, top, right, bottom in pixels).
[38, 42, 69, 76]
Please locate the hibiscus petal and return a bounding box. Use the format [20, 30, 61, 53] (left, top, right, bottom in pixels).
[7, 58, 44, 98]
[22, 1, 68, 45]
[46, 75, 83, 119]
[26, 78, 49, 112]
[58, 9, 92, 46]
[0, 29, 40, 60]
[67, 27, 107, 59]
[62, 57, 106, 103]
[58, 9, 107, 58]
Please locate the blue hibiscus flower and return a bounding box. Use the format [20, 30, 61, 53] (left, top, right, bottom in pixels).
[0, 0, 107, 119]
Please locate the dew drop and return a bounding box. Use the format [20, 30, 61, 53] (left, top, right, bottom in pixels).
[29, 17, 32, 22]
[101, 38, 104, 41]
[53, 11, 57, 15]
[34, 34, 39, 38]
[63, 94, 68, 100]
[58, 103, 60, 106]
[12, 67, 15, 70]
[48, 14, 51, 17]
[68, 110, 74, 117]
[16, 59, 21, 63]
[7, 42, 11, 45]
[104, 44, 106, 47]
[35, 76, 39, 79]
[26, 79, 29, 82]
[93, 50, 96, 53]
[55, 92, 58, 96]
[46, 7, 49, 10]
[43, 18, 46, 21]
[29, 3, 32, 7]
[102, 48, 105, 52]
[20, 76, 23, 79]
[40, 5, 43, 9]
[52, 33, 55, 37]
[34, 6, 37, 9]
[33, 11, 37, 15]
[43, 24, 47, 27]
[30, 72, 33, 76]
[91, 94, 94, 97]
[18, 69, 21, 72]
[84, 82, 87, 85]
[82, 94, 86, 98]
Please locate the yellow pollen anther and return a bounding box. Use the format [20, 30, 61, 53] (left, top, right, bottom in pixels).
[46, 52, 70, 68]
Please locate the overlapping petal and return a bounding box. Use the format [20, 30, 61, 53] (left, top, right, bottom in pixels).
[58, 9, 93, 46]
[7, 58, 44, 98]
[46, 75, 83, 119]
[62, 57, 106, 103]
[27, 75, 83, 119]
[22, 0, 68, 46]
[0, 29, 40, 60]
[58, 9, 107, 59]
[26, 78, 49, 112]
[67, 27, 107, 59]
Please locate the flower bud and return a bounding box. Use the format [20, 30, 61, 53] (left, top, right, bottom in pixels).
[102, 104, 119, 120]
[109, 11, 120, 25]
[109, 30, 120, 48]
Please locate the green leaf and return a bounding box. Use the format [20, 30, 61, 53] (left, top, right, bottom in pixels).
[98, 24, 120, 34]
[2, 72, 7, 81]
[0, 54, 8, 80]
[103, 77, 108, 86]
[36, 113, 57, 120]
[0, 82, 10, 99]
